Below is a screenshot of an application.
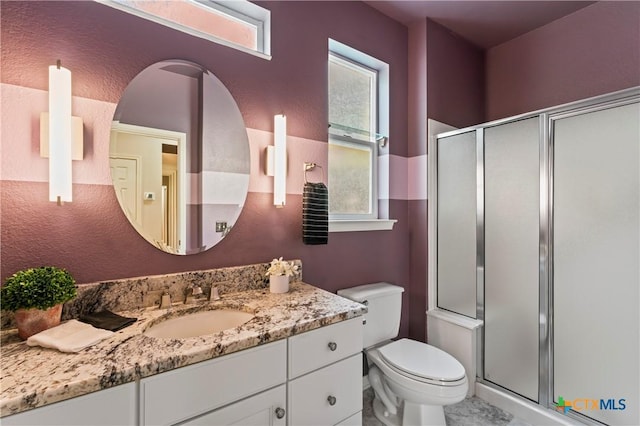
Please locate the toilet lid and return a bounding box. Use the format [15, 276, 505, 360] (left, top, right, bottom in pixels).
[378, 339, 466, 382]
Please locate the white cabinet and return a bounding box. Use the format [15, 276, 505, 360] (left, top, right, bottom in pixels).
[288, 354, 362, 426]
[140, 340, 287, 425]
[3, 317, 363, 426]
[141, 318, 362, 426]
[288, 317, 363, 426]
[288, 317, 362, 378]
[179, 385, 286, 426]
[2, 382, 136, 426]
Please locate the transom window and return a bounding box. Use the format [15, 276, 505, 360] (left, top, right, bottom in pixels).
[101, 0, 271, 59]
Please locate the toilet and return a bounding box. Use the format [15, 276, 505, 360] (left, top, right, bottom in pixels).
[338, 283, 468, 426]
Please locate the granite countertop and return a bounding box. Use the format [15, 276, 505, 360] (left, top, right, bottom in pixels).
[0, 282, 366, 418]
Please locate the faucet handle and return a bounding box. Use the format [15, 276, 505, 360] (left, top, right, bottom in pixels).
[210, 287, 221, 301]
[209, 287, 220, 302]
[160, 292, 172, 309]
[184, 284, 203, 304]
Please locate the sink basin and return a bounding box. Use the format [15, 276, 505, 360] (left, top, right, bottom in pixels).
[144, 309, 254, 339]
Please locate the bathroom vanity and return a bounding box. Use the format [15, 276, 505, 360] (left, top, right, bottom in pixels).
[0, 281, 366, 426]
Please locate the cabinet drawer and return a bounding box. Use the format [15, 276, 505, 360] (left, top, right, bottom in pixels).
[288, 317, 362, 378]
[179, 385, 286, 426]
[288, 353, 362, 426]
[140, 340, 286, 425]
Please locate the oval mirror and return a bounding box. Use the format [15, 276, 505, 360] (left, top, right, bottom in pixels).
[110, 60, 250, 255]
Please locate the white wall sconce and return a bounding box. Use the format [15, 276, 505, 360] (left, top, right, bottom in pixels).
[265, 114, 287, 207]
[40, 61, 83, 205]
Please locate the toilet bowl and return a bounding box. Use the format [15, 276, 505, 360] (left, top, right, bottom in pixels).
[366, 339, 468, 425]
[337, 283, 468, 426]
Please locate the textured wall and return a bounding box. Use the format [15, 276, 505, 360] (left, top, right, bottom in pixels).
[1, 1, 412, 336]
[406, 18, 485, 341]
[486, 1, 640, 120]
[426, 19, 486, 129]
[407, 3, 638, 340]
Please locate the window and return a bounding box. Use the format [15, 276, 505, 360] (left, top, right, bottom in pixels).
[328, 40, 393, 231]
[328, 53, 378, 220]
[101, 0, 271, 59]
[328, 54, 377, 141]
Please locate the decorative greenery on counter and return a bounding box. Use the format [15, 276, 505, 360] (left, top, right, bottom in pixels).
[1, 266, 77, 311]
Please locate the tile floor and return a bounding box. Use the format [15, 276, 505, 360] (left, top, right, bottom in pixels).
[362, 388, 532, 426]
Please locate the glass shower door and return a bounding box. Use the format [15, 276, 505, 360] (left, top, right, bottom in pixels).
[553, 101, 639, 425]
[437, 131, 478, 318]
[483, 117, 540, 401]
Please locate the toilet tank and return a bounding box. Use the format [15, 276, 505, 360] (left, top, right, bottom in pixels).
[337, 282, 404, 348]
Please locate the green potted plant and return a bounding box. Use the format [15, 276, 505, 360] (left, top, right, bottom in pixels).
[1, 266, 77, 339]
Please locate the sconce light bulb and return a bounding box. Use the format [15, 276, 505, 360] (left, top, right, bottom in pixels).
[274, 114, 287, 207]
[48, 64, 73, 203]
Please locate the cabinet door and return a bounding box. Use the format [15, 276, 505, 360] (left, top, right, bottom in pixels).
[140, 340, 287, 425]
[2, 382, 136, 426]
[288, 354, 362, 426]
[179, 385, 286, 426]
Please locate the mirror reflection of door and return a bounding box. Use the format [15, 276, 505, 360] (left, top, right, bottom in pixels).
[110, 59, 251, 255]
[110, 122, 186, 254]
[162, 148, 179, 251]
[110, 157, 140, 223]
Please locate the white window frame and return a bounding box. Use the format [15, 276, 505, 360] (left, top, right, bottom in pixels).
[328, 52, 378, 221]
[328, 53, 378, 141]
[99, 0, 271, 60]
[328, 39, 395, 232]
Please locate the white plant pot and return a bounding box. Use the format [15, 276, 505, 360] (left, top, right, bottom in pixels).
[269, 275, 289, 294]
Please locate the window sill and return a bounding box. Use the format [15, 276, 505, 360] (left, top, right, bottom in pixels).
[329, 219, 397, 233]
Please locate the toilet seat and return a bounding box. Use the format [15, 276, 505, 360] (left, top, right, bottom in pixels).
[377, 339, 466, 386]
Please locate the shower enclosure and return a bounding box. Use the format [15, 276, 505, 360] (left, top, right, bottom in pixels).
[431, 88, 639, 425]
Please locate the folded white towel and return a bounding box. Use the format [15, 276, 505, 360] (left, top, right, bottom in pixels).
[26, 320, 114, 353]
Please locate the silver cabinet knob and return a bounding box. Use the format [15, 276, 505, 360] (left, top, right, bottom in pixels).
[328, 341, 337, 351]
[275, 407, 286, 419]
[327, 395, 337, 406]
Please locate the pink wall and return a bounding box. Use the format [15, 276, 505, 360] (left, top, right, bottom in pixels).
[408, 20, 428, 158]
[1, 1, 413, 337]
[486, 1, 640, 120]
[406, 18, 485, 341]
[408, 3, 638, 340]
[426, 19, 485, 129]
